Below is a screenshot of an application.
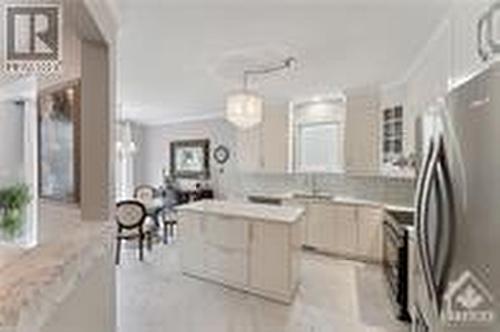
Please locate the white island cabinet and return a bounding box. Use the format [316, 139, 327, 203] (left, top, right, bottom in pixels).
[177, 200, 304, 304]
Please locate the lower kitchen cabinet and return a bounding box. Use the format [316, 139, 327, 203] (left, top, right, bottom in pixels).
[356, 206, 383, 261]
[288, 199, 383, 262]
[178, 206, 303, 303]
[178, 213, 205, 275]
[204, 215, 249, 286]
[250, 221, 293, 297]
[306, 201, 333, 250]
[329, 204, 358, 256]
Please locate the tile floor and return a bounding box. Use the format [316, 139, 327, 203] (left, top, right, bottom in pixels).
[117, 243, 409, 332]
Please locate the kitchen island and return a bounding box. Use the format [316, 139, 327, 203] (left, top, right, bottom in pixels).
[177, 200, 304, 304]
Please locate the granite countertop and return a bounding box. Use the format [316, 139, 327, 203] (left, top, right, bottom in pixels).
[177, 200, 305, 224]
[0, 221, 113, 332]
[247, 192, 414, 211]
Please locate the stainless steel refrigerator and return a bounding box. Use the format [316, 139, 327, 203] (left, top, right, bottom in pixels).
[412, 62, 500, 331]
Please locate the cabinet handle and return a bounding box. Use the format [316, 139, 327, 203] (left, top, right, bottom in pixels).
[478, 11, 490, 62]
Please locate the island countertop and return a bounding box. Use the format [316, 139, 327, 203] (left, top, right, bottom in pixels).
[177, 200, 304, 224]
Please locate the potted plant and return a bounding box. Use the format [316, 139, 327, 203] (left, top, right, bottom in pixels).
[0, 184, 31, 239]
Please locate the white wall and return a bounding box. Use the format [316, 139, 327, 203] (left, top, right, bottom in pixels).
[137, 118, 240, 198]
[0, 77, 39, 247]
[0, 101, 24, 186]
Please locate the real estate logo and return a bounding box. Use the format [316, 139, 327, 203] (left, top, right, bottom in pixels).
[4, 4, 62, 74]
[442, 270, 495, 326]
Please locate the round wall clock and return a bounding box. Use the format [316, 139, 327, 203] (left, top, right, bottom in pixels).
[213, 145, 230, 164]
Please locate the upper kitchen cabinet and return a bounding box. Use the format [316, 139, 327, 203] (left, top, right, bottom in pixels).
[290, 97, 346, 174]
[261, 104, 289, 172]
[450, 0, 500, 88]
[344, 87, 380, 176]
[379, 82, 416, 178]
[236, 103, 289, 173]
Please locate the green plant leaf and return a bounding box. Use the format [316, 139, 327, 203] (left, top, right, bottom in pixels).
[0, 183, 31, 238]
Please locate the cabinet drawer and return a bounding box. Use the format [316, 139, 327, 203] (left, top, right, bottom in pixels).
[333, 204, 357, 222]
[358, 206, 383, 223]
[204, 215, 249, 250]
[357, 206, 383, 261]
[205, 245, 248, 285]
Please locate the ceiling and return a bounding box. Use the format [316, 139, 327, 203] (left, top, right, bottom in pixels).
[118, 0, 451, 125]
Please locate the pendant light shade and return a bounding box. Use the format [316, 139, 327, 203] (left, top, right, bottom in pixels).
[225, 57, 296, 130]
[226, 91, 263, 129]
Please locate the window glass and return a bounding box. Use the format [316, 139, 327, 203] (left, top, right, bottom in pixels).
[296, 122, 343, 172]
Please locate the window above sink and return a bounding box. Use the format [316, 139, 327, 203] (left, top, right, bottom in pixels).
[290, 96, 346, 174]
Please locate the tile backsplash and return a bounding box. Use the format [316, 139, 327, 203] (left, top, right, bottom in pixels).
[229, 173, 415, 207]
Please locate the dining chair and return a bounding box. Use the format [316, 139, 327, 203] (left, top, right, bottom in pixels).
[162, 187, 181, 244]
[134, 185, 156, 205]
[115, 200, 153, 265]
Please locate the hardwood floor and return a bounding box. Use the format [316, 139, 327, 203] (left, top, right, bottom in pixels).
[117, 244, 409, 332]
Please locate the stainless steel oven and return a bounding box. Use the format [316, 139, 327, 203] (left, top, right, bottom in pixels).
[383, 210, 412, 322]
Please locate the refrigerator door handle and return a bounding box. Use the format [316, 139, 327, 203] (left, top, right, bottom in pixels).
[433, 140, 457, 313]
[437, 98, 467, 219]
[415, 140, 435, 217]
[416, 138, 439, 303]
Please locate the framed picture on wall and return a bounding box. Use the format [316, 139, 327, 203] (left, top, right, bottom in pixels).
[170, 139, 210, 179]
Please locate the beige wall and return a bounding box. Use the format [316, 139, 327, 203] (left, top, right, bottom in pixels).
[80, 39, 111, 221]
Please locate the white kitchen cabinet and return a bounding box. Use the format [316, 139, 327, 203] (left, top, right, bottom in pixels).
[178, 201, 303, 303]
[306, 202, 357, 256]
[305, 201, 332, 249]
[288, 198, 383, 262]
[329, 204, 357, 256]
[249, 221, 291, 297]
[178, 212, 205, 275]
[204, 215, 248, 286]
[356, 206, 383, 261]
[344, 87, 380, 175]
[261, 106, 289, 172]
[236, 125, 261, 172]
[236, 105, 289, 173]
[283, 198, 309, 245]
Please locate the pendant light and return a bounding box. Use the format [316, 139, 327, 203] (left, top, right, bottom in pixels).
[226, 57, 296, 129]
